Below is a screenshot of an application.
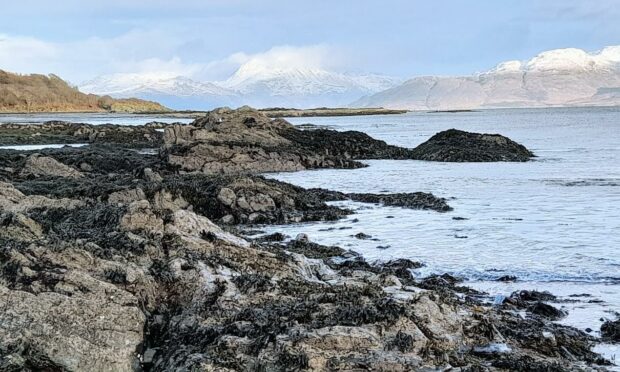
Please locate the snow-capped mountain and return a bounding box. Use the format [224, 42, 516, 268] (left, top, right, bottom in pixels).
[354, 46, 620, 110]
[218, 66, 399, 108]
[80, 67, 399, 110]
[80, 74, 239, 109]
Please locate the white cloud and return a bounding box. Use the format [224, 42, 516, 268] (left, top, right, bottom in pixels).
[236, 45, 338, 71]
[0, 31, 345, 85]
[0, 30, 204, 83]
[220, 45, 346, 86]
[0, 34, 59, 74]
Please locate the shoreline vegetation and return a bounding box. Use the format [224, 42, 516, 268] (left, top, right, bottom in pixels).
[0, 69, 169, 114]
[0, 107, 613, 371]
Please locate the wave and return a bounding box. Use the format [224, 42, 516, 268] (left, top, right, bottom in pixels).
[409, 266, 620, 284]
[544, 178, 620, 187]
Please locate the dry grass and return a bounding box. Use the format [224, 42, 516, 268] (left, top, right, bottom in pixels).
[0, 70, 168, 113]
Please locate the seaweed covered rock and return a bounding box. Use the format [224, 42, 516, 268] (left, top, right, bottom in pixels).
[162, 107, 415, 174]
[349, 192, 453, 212]
[0, 121, 164, 147]
[0, 169, 609, 371]
[20, 154, 83, 179]
[411, 129, 534, 162]
[158, 173, 350, 225]
[601, 319, 620, 341]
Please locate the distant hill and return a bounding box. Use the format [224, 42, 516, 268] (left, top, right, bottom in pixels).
[0, 70, 169, 113]
[353, 46, 620, 110]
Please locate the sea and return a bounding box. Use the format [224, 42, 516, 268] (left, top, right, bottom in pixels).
[2, 107, 619, 364]
[266, 107, 620, 364]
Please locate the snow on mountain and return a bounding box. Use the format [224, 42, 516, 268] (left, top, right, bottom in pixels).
[217, 65, 399, 108]
[80, 74, 233, 97]
[354, 46, 620, 110]
[80, 67, 399, 110]
[80, 74, 239, 109]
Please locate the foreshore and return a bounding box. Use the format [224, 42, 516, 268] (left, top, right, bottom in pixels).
[0, 107, 614, 371]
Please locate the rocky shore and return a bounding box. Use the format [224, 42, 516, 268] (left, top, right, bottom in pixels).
[410, 129, 534, 162]
[0, 108, 610, 371]
[0, 121, 170, 148]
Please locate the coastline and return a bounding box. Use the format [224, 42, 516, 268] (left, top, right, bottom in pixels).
[0, 107, 615, 370]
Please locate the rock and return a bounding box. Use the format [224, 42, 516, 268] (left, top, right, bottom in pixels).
[120, 200, 164, 233]
[142, 348, 158, 365]
[164, 209, 250, 248]
[255, 232, 288, 242]
[20, 154, 83, 178]
[158, 173, 350, 225]
[162, 107, 416, 174]
[601, 319, 620, 341]
[0, 181, 84, 213]
[354, 232, 372, 240]
[143, 167, 163, 182]
[247, 193, 276, 212]
[528, 302, 567, 320]
[247, 212, 264, 223]
[0, 278, 144, 371]
[220, 214, 235, 224]
[349, 192, 453, 212]
[410, 129, 534, 162]
[510, 290, 556, 302]
[80, 162, 93, 172]
[497, 275, 517, 282]
[295, 233, 309, 242]
[0, 121, 163, 147]
[217, 187, 236, 206]
[107, 188, 146, 205]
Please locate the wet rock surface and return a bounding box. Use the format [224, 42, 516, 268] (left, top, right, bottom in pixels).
[410, 128, 534, 162]
[601, 319, 620, 341]
[0, 110, 608, 371]
[348, 192, 453, 212]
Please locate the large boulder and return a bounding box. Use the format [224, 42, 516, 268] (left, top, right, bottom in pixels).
[410, 129, 534, 162]
[162, 107, 415, 174]
[0, 274, 144, 371]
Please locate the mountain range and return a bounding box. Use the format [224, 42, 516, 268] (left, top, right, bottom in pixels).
[80, 67, 399, 110]
[80, 46, 620, 110]
[354, 46, 620, 110]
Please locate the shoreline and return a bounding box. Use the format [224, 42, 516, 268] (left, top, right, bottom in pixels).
[0, 108, 615, 370]
[0, 107, 407, 119]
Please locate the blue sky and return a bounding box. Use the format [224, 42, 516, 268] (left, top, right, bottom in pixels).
[1, 0, 618, 82]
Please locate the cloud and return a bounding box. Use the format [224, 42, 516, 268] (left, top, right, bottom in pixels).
[220, 45, 347, 86]
[0, 34, 59, 73]
[0, 30, 344, 85]
[236, 45, 342, 71]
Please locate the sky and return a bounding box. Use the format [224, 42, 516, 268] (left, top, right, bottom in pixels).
[0, 0, 619, 83]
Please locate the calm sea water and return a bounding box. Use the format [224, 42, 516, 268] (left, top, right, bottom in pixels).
[262, 107, 619, 355]
[0, 112, 192, 126]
